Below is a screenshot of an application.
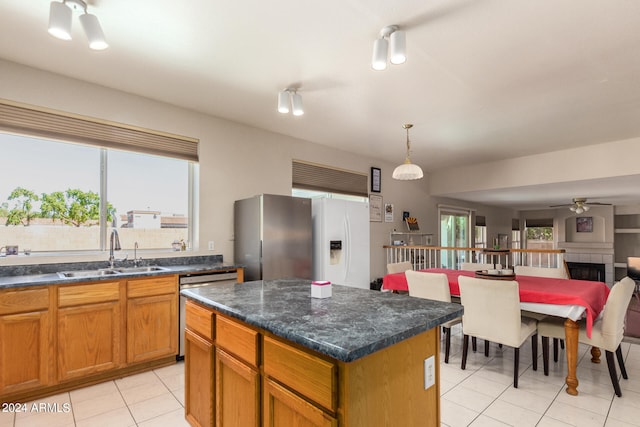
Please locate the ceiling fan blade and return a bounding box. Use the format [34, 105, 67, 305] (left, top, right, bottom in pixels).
[585, 202, 612, 206]
[549, 204, 572, 207]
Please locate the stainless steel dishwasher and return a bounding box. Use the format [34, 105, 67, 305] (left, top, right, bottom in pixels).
[178, 270, 238, 359]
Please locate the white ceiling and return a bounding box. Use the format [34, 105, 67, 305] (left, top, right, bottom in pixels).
[2, 0, 640, 210]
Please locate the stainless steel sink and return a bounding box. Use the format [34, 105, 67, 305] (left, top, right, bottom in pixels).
[57, 269, 120, 278]
[114, 266, 170, 274]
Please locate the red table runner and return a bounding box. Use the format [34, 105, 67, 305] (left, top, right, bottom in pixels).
[383, 268, 610, 337]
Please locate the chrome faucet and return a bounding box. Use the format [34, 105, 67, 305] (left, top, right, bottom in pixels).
[109, 228, 122, 268]
[133, 241, 141, 267]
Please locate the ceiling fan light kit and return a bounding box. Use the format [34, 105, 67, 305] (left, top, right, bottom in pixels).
[551, 197, 610, 214]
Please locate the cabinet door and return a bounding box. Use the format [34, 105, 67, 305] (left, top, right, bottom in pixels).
[127, 292, 177, 363]
[0, 310, 51, 394]
[57, 301, 121, 381]
[185, 329, 214, 427]
[216, 348, 259, 427]
[263, 378, 336, 427]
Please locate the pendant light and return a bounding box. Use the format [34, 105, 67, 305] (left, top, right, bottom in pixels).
[392, 124, 424, 180]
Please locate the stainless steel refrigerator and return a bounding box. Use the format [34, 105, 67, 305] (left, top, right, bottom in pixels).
[234, 194, 312, 281]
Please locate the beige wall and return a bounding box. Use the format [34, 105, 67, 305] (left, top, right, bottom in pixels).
[6, 59, 511, 280]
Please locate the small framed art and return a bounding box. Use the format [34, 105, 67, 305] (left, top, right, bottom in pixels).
[576, 217, 593, 233]
[370, 167, 381, 193]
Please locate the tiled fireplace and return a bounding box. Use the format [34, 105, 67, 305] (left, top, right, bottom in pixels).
[558, 242, 614, 286]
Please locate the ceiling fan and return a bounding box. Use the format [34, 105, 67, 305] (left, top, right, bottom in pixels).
[549, 198, 612, 214]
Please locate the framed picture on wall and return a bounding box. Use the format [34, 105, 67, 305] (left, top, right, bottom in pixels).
[370, 167, 381, 193]
[369, 194, 382, 222]
[576, 217, 593, 233]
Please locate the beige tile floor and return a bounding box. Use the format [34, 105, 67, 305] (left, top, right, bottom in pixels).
[1, 328, 639, 427]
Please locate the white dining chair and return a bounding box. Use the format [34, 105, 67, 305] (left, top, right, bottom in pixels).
[538, 277, 636, 397]
[405, 270, 462, 363]
[386, 261, 413, 274]
[460, 262, 494, 272]
[514, 265, 569, 279]
[458, 275, 538, 388]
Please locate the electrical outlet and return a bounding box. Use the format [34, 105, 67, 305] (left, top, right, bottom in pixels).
[208, 241, 215, 251]
[424, 356, 435, 389]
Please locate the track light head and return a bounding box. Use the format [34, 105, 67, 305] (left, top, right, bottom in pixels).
[48, 1, 72, 40]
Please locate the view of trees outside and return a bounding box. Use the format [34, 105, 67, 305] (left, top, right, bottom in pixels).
[0, 133, 190, 253]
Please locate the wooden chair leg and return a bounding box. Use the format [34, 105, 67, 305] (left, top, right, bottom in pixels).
[553, 338, 559, 362]
[531, 334, 538, 371]
[444, 327, 451, 364]
[513, 347, 520, 388]
[616, 345, 628, 380]
[462, 335, 469, 370]
[484, 340, 489, 357]
[606, 350, 622, 397]
[472, 336, 477, 352]
[542, 336, 550, 376]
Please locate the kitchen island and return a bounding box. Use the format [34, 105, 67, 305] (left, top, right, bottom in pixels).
[181, 278, 463, 427]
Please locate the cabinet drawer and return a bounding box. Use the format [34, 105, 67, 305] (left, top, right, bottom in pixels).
[58, 282, 120, 307]
[127, 276, 177, 298]
[186, 300, 215, 341]
[216, 315, 258, 367]
[263, 336, 336, 412]
[0, 287, 49, 315]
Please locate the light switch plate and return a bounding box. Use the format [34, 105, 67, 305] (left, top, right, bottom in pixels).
[208, 241, 214, 251]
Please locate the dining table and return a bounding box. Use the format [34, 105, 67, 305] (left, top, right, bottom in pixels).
[383, 268, 611, 396]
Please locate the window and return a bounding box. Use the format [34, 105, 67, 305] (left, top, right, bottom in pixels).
[0, 133, 195, 253]
[439, 207, 471, 269]
[474, 215, 487, 249]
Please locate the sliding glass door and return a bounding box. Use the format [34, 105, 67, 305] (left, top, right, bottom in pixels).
[439, 208, 471, 269]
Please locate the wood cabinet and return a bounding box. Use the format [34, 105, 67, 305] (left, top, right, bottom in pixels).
[215, 315, 260, 427]
[126, 276, 178, 363]
[1, 273, 180, 403]
[185, 299, 440, 427]
[263, 378, 336, 427]
[0, 287, 52, 395]
[185, 328, 214, 427]
[216, 348, 260, 427]
[57, 281, 122, 381]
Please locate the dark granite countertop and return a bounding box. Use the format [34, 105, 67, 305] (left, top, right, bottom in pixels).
[181, 279, 463, 363]
[0, 255, 242, 289]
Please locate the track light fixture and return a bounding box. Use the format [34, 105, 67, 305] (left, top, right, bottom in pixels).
[277, 89, 304, 116]
[48, 0, 108, 50]
[372, 25, 406, 71]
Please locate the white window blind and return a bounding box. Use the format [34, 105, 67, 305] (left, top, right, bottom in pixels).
[292, 160, 368, 197]
[0, 99, 198, 162]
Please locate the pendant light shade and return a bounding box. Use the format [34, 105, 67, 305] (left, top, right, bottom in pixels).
[48, 1, 72, 40]
[392, 124, 424, 181]
[79, 13, 108, 50]
[392, 162, 424, 180]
